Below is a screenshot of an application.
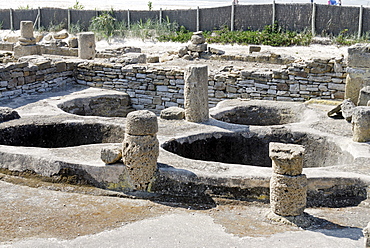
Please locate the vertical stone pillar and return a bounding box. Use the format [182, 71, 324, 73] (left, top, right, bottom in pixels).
[345, 44, 370, 105]
[14, 21, 39, 58]
[122, 110, 159, 191]
[364, 222, 370, 248]
[352, 106, 370, 142]
[78, 32, 95, 60]
[269, 142, 307, 217]
[184, 65, 209, 123]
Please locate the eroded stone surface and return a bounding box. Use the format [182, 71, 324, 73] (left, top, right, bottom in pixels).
[122, 134, 159, 190]
[101, 145, 122, 164]
[358, 86, 370, 106]
[269, 142, 304, 176]
[352, 106, 370, 142]
[270, 174, 307, 217]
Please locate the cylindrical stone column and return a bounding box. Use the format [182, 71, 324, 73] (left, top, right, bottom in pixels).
[184, 65, 209, 123]
[269, 142, 307, 217]
[122, 110, 159, 191]
[352, 106, 370, 142]
[78, 32, 96, 60]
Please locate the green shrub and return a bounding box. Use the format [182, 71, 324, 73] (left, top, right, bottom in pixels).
[89, 11, 117, 39]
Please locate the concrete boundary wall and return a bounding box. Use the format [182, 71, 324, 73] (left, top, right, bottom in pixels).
[0, 58, 346, 113]
[0, 4, 369, 35]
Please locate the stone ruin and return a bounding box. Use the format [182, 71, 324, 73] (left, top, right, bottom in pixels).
[2, 20, 370, 246]
[178, 31, 225, 60]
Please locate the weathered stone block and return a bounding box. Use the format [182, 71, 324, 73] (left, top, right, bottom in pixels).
[78, 32, 95, 60]
[14, 44, 40, 59]
[269, 142, 304, 176]
[358, 86, 370, 106]
[125, 110, 158, 135]
[101, 145, 122, 164]
[187, 43, 207, 53]
[347, 43, 370, 68]
[20, 21, 34, 39]
[352, 106, 370, 142]
[160, 106, 185, 120]
[270, 174, 307, 216]
[184, 65, 209, 123]
[191, 32, 206, 44]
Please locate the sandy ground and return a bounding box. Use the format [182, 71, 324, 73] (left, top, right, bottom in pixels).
[96, 37, 349, 61]
[0, 173, 368, 247]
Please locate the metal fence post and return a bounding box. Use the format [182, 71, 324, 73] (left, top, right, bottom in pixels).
[231, 3, 235, 31]
[68, 9, 71, 32]
[272, 0, 276, 26]
[159, 8, 162, 24]
[311, 3, 316, 36]
[358, 5, 363, 39]
[10, 8, 14, 31]
[196, 6, 200, 32]
[128, 9, 130, 29]
[37, 7, 41, 30]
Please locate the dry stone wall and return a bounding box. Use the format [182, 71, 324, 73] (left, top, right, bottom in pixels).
[0, 60, 76, 101]
[0, 57, 347, 110]
[76, 58, 346, 112]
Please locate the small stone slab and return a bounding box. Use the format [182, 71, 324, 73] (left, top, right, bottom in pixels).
[160, 107, 185, 120]
[53, 29, 69, 40]
[249, 45, 261, 53]
[209, 47, 225, 55]
[0, 107, 20, 123]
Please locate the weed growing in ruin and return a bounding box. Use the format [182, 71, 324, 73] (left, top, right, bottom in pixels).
[69, 21, 85, 34]
[70, 0, 84, 10]
[18, 5, 31, 10]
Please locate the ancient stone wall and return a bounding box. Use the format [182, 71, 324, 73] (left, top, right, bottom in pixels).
[0, 60, 76, 100]
[76, 58, 346, 112]
[0, 57, 347, 110]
